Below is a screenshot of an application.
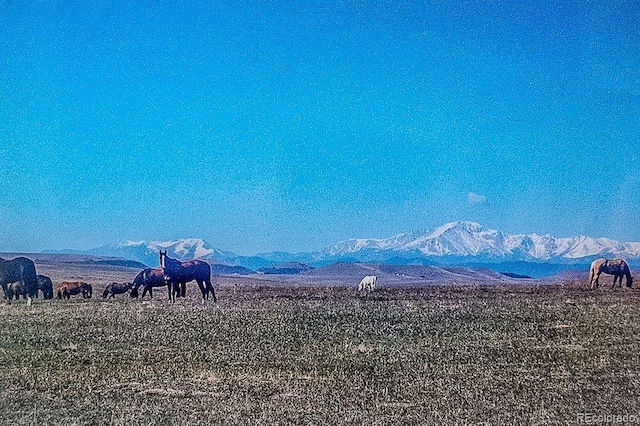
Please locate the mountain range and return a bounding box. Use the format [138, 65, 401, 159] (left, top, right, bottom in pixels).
[45, 222, 640, 277]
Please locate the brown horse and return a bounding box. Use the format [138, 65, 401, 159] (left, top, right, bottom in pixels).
[159, 250, 216, 303]
[589, 258, 633, 289]
[102, 282, 134, 299]
[5, 274, 54, 301]
[0, 257, 38, 305]
[57, 281, 93, 300]
[129, 268, 183, 302]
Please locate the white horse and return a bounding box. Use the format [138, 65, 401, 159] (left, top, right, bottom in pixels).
[358, 275, 377, 291]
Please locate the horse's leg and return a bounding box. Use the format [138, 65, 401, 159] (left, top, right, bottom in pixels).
[196, 280, 206, 304]
[205, 277, 217, 303]
[1, 282, 10, 302]
[180, 282, 186, 298]
[173, 282, 179, 302]
[167, 282, 175, 303]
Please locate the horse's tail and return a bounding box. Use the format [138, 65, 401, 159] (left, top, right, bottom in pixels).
[624, 261, 633, 287]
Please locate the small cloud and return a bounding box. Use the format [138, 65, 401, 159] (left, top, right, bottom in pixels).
[467, 192, 487, 205]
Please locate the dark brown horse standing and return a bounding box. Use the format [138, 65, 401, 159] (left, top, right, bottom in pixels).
[589, 258, 633, 289]
[159, 250, 216, 303]
[0, 257, 38, 305]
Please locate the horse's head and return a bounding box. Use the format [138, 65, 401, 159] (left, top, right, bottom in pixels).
[627, 276, 634, 288]
[42, 287, 54, 299]
[159, 250, 167, 268]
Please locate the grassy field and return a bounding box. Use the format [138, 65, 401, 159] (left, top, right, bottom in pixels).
[1, 278, 640, 425]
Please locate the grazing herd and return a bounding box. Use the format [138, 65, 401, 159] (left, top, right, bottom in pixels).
[0, 252, 218, 305]
[0, 255, 636, 305]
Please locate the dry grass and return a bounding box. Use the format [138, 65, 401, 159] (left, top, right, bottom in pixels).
[1, 276, 640, 425]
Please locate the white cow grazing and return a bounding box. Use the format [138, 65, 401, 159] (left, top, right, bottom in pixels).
[358, 275, 377, 291]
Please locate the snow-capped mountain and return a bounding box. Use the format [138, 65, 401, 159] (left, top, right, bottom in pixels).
[48, 222, 640, 277]
[322, 221, 640, 263]
[88, 238, 225, 267]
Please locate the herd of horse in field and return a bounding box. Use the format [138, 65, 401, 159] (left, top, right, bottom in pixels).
[0, 250, 216, 305]
[0, 253, 634, 306]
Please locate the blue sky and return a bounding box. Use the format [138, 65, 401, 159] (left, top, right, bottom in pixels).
[1, 1, 639, 255]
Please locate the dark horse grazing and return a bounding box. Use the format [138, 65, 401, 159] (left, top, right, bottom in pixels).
[160, 250, 216, 303]
[0, 257, 38, 305]
[37, 275, 54, 299]
[102, 282, 134, 299]
[7, 275, 54, 301]
[57, 281, 93, 300]
[589, 258, 633, 289]
[129, 268, 181, 301]
[5, 274, 54, 301]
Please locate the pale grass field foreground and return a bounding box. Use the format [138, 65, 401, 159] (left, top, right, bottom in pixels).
[0, 262, 639, 425]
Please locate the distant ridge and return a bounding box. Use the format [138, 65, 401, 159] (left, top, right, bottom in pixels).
[42, 222, 640, 278]
[322, 221, 640, 262]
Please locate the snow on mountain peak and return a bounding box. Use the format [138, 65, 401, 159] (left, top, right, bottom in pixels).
[433, 221, 484, 234]
[90, 223, 640, 270]
[323, 222, 640, 262]
[93, 238, 215, 267]
[146, 238, 213, 259]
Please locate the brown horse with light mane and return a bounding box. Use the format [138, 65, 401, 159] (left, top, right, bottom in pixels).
[589, 258, 633, 289]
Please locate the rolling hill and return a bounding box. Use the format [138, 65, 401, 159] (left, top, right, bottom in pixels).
[43, 221, 640, 277]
